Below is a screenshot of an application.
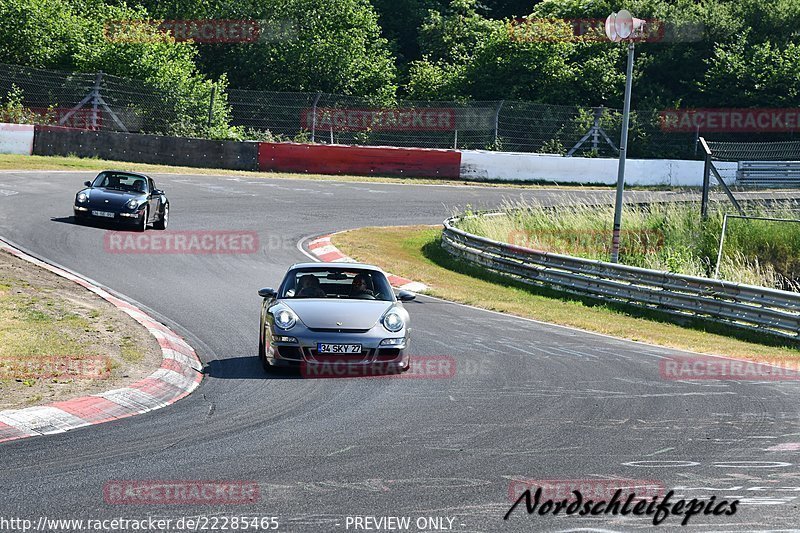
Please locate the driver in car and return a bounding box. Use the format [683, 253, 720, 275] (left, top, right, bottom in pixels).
[349, 274, 374, 298]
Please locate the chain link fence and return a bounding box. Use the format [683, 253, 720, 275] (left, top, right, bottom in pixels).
[3, 62, 797, 160]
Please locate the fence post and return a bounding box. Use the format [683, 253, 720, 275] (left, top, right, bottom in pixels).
[206, 84, 216, 129]
[700, 137, 711, 219]
[91, 71, 103, 130]
[311, 92, 321, 142]
[494, 100, 504, 147]
[592, 106, 602, 152]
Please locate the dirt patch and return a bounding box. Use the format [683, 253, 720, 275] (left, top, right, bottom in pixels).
[0, 249, 161, 410]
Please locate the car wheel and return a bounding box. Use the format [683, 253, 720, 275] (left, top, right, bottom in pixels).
[154, 203, 168, 230]
[137, 207, 148, 232]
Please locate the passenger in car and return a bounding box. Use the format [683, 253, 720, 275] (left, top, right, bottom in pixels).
[297, 274, 326, 298]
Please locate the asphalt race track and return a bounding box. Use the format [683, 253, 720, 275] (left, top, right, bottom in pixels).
[1, 171, 799, 532]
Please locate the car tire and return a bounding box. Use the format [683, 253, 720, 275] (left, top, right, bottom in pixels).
[137, 207, 148, 232]
[154, 203, 168, 230]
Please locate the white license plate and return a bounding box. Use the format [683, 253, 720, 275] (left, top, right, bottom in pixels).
[92, 210, 115, 218]
[317, 343, 362, 354]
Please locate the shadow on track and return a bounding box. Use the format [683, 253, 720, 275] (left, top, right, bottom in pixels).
[204, 356, 302, 380]
[50, 216, 140, 232]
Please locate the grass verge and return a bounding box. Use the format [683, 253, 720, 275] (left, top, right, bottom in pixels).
[457, 199, 800, 290]
[0, 249, 161, 409]
[332, 225, 800, 364]
[0, 153, 620, 189]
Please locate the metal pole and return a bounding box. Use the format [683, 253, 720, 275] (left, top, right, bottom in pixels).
[206, 84, 216, 129]
[454, 129, 458, 149]
[91, 71, 103, 130]
[494, 100, 504, 146]
[714, 213, 728, 278]
[610, 42, 634, 263]
[592, 106, 601, 152]
[701, 149, 711, 218]
[310, 92, 321, 142]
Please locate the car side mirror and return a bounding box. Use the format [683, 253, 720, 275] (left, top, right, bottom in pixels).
[152, 189, 163, 195]
[258, 287, 277, 299]
[397, 290, 416, 302]
[84, 181, 92, 187]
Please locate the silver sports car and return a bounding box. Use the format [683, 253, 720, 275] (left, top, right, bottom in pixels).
[258, 263, 415, 376]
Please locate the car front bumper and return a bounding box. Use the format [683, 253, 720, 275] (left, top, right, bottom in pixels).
[74, 205, 145, 224]
[266, 327, 410, 373]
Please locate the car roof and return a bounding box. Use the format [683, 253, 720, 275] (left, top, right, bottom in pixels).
[289, 262, 385, 272]
[99, 170, 151, 179]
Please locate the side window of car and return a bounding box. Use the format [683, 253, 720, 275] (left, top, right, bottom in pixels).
[148, 178, 156, 193]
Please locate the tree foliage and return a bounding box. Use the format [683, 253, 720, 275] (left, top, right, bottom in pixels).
[1, 0, 798, 135]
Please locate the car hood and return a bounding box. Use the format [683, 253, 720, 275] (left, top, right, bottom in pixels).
[281, 299, 395, 329]
[84, 188, 146, 208]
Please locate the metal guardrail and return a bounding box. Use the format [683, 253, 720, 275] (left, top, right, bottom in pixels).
[738, 161, 800, 188]
[441, 215, 800, 339]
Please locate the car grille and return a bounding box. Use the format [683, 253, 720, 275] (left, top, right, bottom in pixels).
[375, 348, 401, 361]
[276, 346, 303, 360]
[306, 327, 371, 334]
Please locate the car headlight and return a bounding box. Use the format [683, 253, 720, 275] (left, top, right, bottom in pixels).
[273, 308, 297, 330]
[76, 193, 88, 203]
[382, 310, 404, 332]
[125, 198, 141, 210]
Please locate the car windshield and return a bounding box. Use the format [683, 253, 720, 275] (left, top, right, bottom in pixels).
[280, 268, 394, 301]
[92, 172, 148, 193]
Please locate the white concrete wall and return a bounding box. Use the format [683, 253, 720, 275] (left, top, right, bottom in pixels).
[460, 149, 737, 186]
[0, 123, 34, 155]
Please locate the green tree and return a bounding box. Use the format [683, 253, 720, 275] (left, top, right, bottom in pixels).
[189, 0, 398, 101]
[0, 0, 232, 136]
[0, 0, 84, 68]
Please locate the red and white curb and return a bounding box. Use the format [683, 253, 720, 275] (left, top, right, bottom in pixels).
[305, 234, 428, 293]
[0, 239, 203, 444]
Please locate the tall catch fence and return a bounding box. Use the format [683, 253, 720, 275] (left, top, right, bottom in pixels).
[2, 62, 798, 159]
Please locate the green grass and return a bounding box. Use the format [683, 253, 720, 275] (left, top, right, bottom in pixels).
[0, 290, 91, 358]
[333, 226, 800, 364]
[456, 198, 800, 290]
